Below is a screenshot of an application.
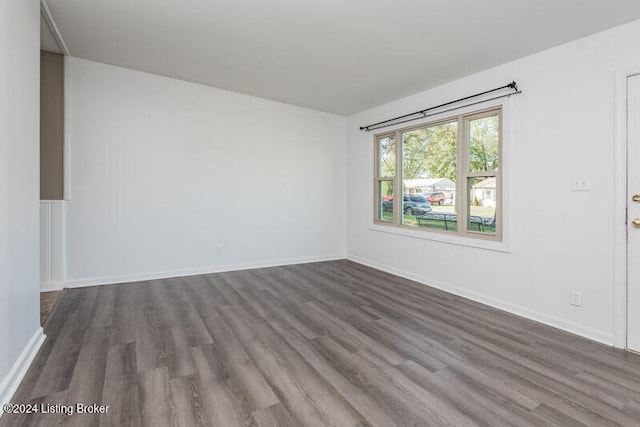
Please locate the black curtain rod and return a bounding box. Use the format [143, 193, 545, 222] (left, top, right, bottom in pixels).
[360, 81, 519, 132]
[364, 90, 521, 132]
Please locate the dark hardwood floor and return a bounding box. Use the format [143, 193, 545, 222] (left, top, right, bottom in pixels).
[3, 260, 640, 426]
[40, 291, 62, 325]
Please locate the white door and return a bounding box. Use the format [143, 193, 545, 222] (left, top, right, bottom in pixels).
[628, 74, 640, 353]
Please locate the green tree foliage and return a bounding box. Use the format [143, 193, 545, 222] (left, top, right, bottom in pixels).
[379, 136, 395, 177]
[378, 114, 498, 188]
[469, 115, 499, 172]
[380, 181, 393, 197]
[402, 121, 457, 180]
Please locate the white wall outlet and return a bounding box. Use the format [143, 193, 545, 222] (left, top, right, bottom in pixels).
[570, 177, 590, 191]
[570, 290, 582, 307]
[215, 244, 224, 255]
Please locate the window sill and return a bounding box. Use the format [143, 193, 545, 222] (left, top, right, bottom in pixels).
[369, 223, 511, 253]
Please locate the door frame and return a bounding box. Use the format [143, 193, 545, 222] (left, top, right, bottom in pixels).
[614, 67, 640, 349]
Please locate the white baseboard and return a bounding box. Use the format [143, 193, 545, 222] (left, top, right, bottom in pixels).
[347, 255, 614, 346]
[64, 254, 347, 288]
[0, 327, 46, 414]
[40, 280, 64, 292]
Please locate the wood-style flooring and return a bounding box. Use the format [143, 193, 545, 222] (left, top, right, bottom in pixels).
[3, 260, 640, 426]
[40, 291, 62, 325]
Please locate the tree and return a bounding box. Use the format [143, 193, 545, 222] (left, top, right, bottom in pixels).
[469, 115, 499, 172]
[403, 121, 457, 181]
[402, 115, 498, 180]
[423, 123, 457, 181]
[379, 136, 396, 177]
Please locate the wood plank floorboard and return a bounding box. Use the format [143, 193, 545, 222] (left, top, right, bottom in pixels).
[40, 291, 62, 326]
[3, 259, 640, 426]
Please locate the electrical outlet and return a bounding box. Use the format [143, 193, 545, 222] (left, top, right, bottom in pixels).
[215, 245, 224, 255]
[570, 177, 590, 191]
[570, 290, 582, 307]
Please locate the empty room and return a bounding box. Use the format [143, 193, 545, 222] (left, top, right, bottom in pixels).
[4, 0, 640, 425]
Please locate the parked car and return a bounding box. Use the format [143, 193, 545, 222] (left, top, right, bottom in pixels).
[382, 194, 432, 215]
[423, 192, 446, 205]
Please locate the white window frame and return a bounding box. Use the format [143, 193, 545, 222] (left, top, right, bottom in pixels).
[372, 104, 508, 251]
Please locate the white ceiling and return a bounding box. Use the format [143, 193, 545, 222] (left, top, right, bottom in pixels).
[46, 0, 640, 115]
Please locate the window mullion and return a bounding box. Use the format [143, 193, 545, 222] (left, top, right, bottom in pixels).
[457, 117, 467, 235]
[373, 138, 380, 224]
[395, 130, 402, 226]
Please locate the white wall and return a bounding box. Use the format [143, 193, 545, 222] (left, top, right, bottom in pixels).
[0, 0, 42, 404]
[65, 58, 347, 286]
[347, 19, 640, 346]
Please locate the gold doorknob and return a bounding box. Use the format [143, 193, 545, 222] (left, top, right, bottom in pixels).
[634, 194, 640, 203]
[633, 218, 640, 228]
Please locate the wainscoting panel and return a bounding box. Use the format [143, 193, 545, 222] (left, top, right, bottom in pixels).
[40, 201, 65, 291]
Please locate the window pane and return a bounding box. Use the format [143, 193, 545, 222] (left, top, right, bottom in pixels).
[376, 181, 394, 222]
[378, 135, 396, 177]
[467, 177, 497, 234]
[402, 122, 457, 228]
[469, 114, 499, 172]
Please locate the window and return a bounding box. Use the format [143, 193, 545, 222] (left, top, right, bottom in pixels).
[374, 107, 502, 241]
